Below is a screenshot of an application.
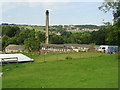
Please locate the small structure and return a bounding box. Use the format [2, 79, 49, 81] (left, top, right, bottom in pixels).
[97, 45, 118, 53]
[93, 45, 99, 51]
[0, 53, 34, 64]
[5, 44, 26, 53]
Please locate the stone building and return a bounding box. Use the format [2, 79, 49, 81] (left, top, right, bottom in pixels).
[5, 44, 26, 53]
[40, 44, 92, 54]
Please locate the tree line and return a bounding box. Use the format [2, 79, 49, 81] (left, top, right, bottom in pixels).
[2, 22, 119, 52]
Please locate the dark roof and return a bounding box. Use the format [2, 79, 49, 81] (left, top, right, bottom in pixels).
[41, 44, 92, 48]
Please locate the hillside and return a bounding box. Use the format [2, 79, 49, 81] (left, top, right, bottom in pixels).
[1, 23, 101, 32]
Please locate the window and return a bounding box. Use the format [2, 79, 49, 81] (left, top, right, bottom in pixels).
[102, 47, 105, 49]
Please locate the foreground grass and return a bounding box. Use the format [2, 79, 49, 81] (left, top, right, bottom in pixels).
[2, 53, 118, 88]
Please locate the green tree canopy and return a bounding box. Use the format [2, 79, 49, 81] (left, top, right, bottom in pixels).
[2, 25, 20, 37]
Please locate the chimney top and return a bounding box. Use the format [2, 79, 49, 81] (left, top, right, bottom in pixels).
[46, 10, 49, 15]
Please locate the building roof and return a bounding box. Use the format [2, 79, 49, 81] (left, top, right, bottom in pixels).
[5, 44, 25, 50]
[0, 53, 34, 62]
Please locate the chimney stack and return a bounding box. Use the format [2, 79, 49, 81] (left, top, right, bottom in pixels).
[45, 10, 49, 44]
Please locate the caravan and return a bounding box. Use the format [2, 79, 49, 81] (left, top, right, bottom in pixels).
[97, 45, 118, 54]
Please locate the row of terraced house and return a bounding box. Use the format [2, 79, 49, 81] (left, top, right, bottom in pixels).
[3, 44, 93, 54]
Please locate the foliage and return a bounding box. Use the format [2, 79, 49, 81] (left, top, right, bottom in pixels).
[2, 24, 119, 51]
[2, 26, 44, 51]
[36, 32, 46, 43]
[15, 30, 29, 44]
[24, 38, 40, 52]
[65, 56, 72, 60]
[49, 34, 64, 44]
[2, 25, 20, 37]
[91, 28, 107, 45]
[99, 1, 120, 46]
[23, 29, 41, 52]
[74, 25, 100, 29]
[105, 24, 119, 45]
[2, 35, 9, 50]
[99, 1, 120, 23]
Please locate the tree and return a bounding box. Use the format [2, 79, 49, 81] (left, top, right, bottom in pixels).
[99, 1, 120, 23]
[99, 0, 120, 46]
[15, 30, 29, 44]
[2, 25, 20, 37]
[36, 32, 45, 43]
[7, 37, 17, 45]
[80, 32, 92, 44]
[105, 23, 119, 45]
[2, 35, 9, 50]
[49, 34, 64, 44]
[91, 28, 108, 45]
[23, 30, 41, 52]
[24, 38, 40, 52]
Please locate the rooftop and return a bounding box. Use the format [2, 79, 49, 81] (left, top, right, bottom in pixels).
[5, 44, 25, 50]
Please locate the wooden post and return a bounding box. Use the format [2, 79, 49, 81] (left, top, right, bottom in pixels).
[43, 51, 46, 63]
[16, 57, 18, 64]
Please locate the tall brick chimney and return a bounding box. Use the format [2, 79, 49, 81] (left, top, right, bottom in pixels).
[45, 10, 49, 44]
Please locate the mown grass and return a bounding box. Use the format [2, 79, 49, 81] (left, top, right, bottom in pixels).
[2, 52, 118, 88]
[23, 52, 109, 62]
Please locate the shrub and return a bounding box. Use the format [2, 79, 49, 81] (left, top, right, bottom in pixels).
[65, 56, 72, 60]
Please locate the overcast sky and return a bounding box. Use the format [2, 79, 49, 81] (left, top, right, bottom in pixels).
[1, 1, 113, 26]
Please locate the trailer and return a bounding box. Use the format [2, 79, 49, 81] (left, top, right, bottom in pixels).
[97, 45, 118, 54]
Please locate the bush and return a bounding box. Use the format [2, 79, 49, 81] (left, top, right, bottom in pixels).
[65, 56, 72, 60]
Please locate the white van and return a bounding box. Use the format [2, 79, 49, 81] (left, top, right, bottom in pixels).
[98, 45, 118, 53]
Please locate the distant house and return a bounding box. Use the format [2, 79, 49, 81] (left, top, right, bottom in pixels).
[5, 44, 26, 53]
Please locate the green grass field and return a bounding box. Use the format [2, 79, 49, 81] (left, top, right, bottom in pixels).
[2, 52, 118, 88]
